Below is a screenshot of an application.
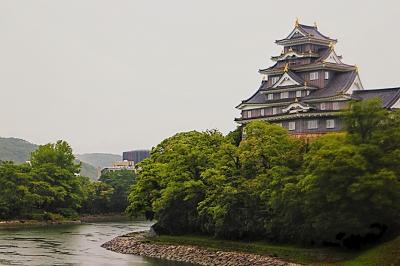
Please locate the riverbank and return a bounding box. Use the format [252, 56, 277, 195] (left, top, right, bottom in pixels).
[0, 213, 132, 229]
[101, 232, 300, 266]
[0, 219, 81, 228]
[102, 232, 400, 266]
[80, 213, 131, 222]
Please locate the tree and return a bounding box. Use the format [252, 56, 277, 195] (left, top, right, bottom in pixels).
[238, 121, 303, 179]
[126, 130, 226, 234]
[81, 181, 114, 214]
[299, 134, 400, 247]
[0, 162, 33, 219]
[344, 98, 387, 144]
[29, 141, 86, 216]
[99, 169, 135, 212]
[30, 140, 80, 174]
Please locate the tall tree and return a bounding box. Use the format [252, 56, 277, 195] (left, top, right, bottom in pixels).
[99, 169, 135, 212]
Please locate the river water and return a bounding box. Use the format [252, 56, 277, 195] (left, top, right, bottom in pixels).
[0, 221, 192, 266]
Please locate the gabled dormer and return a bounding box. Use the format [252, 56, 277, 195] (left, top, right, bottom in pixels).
[286, 27, 307, 39]
[271, 49, 320, 62]
[272, 71, 302, 88]
[323, 50, 343, 64]
[344, 73, 364, 94]
[317, 43, 343, 64]
[282, 101, 313, 114]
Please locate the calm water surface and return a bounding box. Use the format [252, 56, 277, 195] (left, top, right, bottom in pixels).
[0, 221, 192, 266]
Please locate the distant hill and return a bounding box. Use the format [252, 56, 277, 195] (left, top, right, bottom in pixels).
[0, 137, 98, 180]
[79, 162, 98, 180]
[0, 137, 37, 163]
[76, 153, 121, 169]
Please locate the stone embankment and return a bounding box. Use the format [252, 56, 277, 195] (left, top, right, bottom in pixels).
[101, 232, 300, 266]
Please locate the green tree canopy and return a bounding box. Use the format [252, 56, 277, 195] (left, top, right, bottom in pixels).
[99, 169, 136, 212]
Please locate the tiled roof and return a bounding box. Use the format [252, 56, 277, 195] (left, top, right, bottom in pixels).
[241, 83, 266, 104]
[316, 48, 332, 62]
[353, 87, 400, 108]
[276, 24, 336, 43]
[298, 24, 334, 41]
[304, 71, 357, 99]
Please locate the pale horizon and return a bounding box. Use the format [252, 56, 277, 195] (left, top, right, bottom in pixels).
[1, 0, 399, 154]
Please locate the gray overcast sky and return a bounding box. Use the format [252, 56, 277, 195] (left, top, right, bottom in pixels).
[1, 0, 399, 154]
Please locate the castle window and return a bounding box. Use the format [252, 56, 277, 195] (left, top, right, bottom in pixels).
[326, 119, 335, 129]
[296, 90, 302, 98]
[267, 94, 273, 100]
[307, 120, 318, 129]
[325, 71, 329, 80]
[271, 76, 280, 84]
[272, 107, 278, 115]
[281, 92, 289, 99]
[288, 121, 296, 131]
[320, 103, 326, 110]
[247, 110, 252, 118]
[260, 108, 265, 116]
[310, 72, 319, 80]
[332, 102, 339, 110]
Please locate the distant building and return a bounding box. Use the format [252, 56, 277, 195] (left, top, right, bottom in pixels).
[100, 150, 150, 175]
[100, 160, 135, 175]
[235, 20, 400, 136]
[122, 150, 150, 164]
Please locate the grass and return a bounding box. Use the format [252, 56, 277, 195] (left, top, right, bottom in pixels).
[340, 236, 400, 266]
[147, 234, 400, 265]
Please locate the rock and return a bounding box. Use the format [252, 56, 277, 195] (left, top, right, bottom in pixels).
[101, 232, 299, 266]
[148, 226, 158, 238]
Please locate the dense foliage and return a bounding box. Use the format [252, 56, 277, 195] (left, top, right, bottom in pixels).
[0, 141, 87, 220]
[127, 99, 400, 248]
[0, 141, 135, 220]
[0, 137, 99, 179]
[83, 170, 135, 214]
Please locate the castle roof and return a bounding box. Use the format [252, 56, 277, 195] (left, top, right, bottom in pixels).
[304, 71, 358, 99]
[275, 23, 337, 45]
[353, 87, 400, 108]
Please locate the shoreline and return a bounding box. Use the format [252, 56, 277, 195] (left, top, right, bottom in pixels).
[0, 219, 81, 228]
[0, 213, 131, 229]
[101, 231, 299, 266]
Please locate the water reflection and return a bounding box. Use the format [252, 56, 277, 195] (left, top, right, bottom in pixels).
[0, 221, 192, 266]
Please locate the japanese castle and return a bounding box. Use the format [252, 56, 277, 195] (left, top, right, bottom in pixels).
[235, 20, 400, 136]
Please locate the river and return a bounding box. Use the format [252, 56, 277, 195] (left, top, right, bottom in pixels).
[0, 221, 192, 266]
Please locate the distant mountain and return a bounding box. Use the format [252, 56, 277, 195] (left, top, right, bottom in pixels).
[76, 153, 121, 169]
[0, 137, 98, 180]
[0, 137, 37, 163]
[79, 162, 98, 180]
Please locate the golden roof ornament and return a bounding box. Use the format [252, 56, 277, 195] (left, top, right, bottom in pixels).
[314, 21, 318, 28]
[355, 65, 359, 73]
[304, 81, 307, 87]
[284, 63, 289, 72]
[262, 75, 267, 81]
[295, 18, 299, 28]
[329, 41, 335, 50]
